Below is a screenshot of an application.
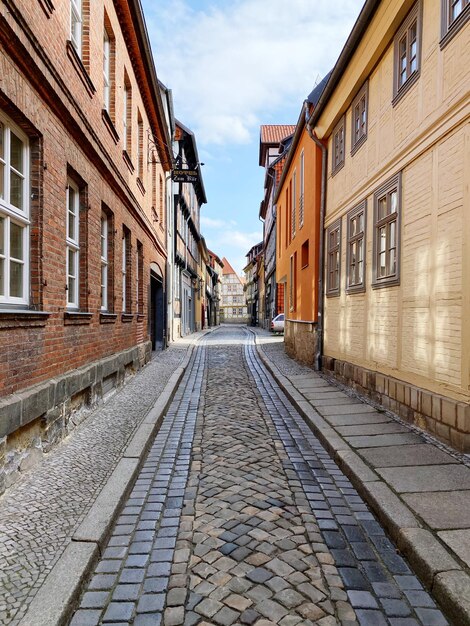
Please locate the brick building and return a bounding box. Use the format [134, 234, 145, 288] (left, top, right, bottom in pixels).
[0, 0, 172, 491]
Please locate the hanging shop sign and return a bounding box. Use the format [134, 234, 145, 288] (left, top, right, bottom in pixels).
[172, 168, 198, 183]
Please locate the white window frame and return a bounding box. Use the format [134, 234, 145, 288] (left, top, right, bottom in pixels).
[70, 0, 82, 58]
[103, 29, 110, 112]
[100, 213, 108, 311]
[122, 231, 127, 312]
[299, 150, 304, 228]
[0, 114, 30, 306]
[123, 83, 129, 152]
[292, 170, 296, 239]
[66, 179, 80, 309]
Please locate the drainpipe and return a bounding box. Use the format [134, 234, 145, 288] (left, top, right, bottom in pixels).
[306, 116, 327, 372]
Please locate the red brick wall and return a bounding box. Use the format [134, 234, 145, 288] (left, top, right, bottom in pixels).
[0, 0, 169, 398]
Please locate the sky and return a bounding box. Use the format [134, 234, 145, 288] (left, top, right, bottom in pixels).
[142, 0, 365, 274]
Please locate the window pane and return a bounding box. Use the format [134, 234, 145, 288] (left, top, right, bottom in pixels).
[68, 276, 75, 304]
[0, 258, 3, 295]
[0, 122, 3, 161]
[10, 132, 24, 173]
[451, 0, 463, 20]
[378, 197, 387, 220]
[68, 248, 76, 276]
[10, 222, 23, 260]
[0, 163, 4, 199]
[10, 171, 24, 210]
[10, 260, 23, 297]
[379, 226, 387, 253]
[390, 190, 398, 213]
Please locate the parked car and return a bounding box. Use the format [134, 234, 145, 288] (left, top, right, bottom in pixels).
[270, 314, 285, 333]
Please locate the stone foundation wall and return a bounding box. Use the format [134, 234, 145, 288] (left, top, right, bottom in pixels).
[322, 356, 470, 452]
[0, 342, 152, 495]
[285, 321, 318, 368]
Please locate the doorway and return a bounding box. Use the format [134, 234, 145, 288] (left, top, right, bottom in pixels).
[150, 271, 164, 350]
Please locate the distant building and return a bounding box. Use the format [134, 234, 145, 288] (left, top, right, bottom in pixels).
[206, 249, 223, 327]
[243, 242, 263, 326]
[220, 258, 249, 323]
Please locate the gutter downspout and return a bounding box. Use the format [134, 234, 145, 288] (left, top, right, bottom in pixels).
[306, 115, 327, 372]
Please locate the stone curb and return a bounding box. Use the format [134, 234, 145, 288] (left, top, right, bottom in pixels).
[252, 333, 470, 626]
[18, 330, 212, 626]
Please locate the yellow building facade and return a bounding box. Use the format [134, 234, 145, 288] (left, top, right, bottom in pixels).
[309, 0, 470, 450]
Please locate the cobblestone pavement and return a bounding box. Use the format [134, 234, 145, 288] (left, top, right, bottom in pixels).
[70, 326, 448, 626]
[0, 343, 190, 626]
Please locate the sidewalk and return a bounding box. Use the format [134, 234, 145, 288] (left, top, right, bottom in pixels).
[0, 330, 209, 626]
[253, 328, 470, 626]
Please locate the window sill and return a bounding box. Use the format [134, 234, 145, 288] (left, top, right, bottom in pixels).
[64, 310, 93, 325]
[121, 313, 134, 323]
[136, 313, 145, 322]
[326, 291, 340, 298]
[331, 161, 345, 177]
[440, 8, 470, 49]
[392, 70, 420, 107]
[372, 278, 400, 289]
[350, 133, 367, 157]
[100, 312, 118, 324]
[346, 285, 366, 295]
[0, 309, 50, 329]
[102, 109, 120, 144]
[66, 40, 96, 97]
[123, 150, 135, 173]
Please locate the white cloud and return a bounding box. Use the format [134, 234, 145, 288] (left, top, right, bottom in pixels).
[200, 216, 227, 229]
[203, 226, 263, 274]
[144, 0, 364, 145]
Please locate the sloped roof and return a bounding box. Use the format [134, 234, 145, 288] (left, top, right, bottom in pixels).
[260, 125, 296, 145]
[221, 257, 237, 275]
[307, 71, 332, 106]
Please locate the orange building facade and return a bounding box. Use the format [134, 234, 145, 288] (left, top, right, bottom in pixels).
[275, 101, 323, 365]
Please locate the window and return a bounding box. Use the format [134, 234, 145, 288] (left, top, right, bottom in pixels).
[393, 2, 422, 103]
[137, 111, 143, 181]
[159, 175, 163, 225]
[351, 82, 368, 154]
[232, 307, 237, 316]
[291, 170, 296, 239]
[289, 253, 297, 311]
[100, 212, 108, 310]
[285, 188, 289, 248]
[103, 30, 110, 112]
[373, 173, 401, 288]
[332, 116, 345, 175]
[238, 308, 243, 315]
[301, 239, 309, 269]
[0, 116, 29, 305]
[66, 180, 80, 308]
[441, 0, 470, 44]
[346, 201, 366, 293]
[123, 72, 132, 155]
[326, 220, 341, 296]
[136, 241, 143, 315]
[70, 0, 82, 57]
[122, 227, 131, 312]
[299, 150, 304, 228]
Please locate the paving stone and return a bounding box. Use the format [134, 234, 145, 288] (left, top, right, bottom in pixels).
[347, 590, 378, 609]
[102, 601, 135, 622]
[213, 605, 241, 625]
[273, 588, 305, 608]
[380, 599, 412, 617]
[69, 610, 102, 626]
[239, 608, 260, 624]
[357, 445, 459, 468]
[355, 609, 388, 625]
[196, 597, 224, 618]
[245, 567, 272, 584]
[257, 598, 289, 622]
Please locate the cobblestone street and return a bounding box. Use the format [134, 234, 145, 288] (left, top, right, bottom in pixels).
[69, 326, 447, 626]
